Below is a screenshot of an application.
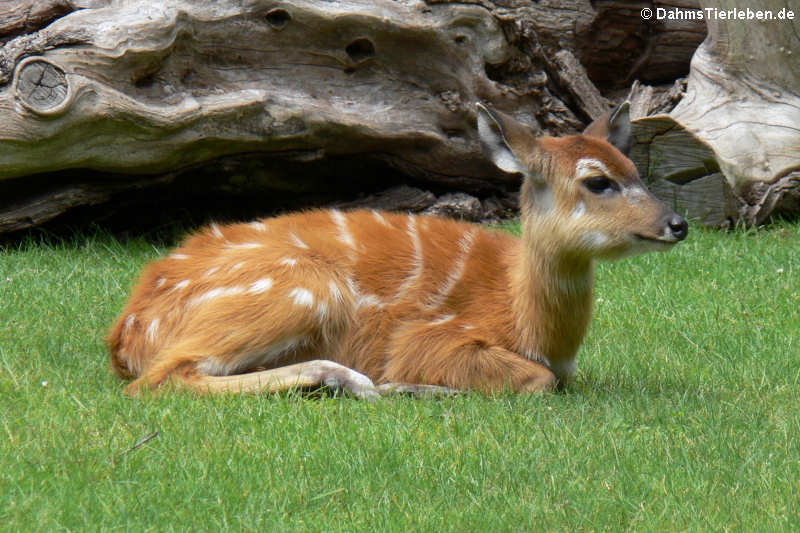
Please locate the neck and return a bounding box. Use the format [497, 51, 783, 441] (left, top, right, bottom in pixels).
[508, 214, 595, 375]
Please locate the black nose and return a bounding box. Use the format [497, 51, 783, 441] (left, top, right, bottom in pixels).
[668, 215, 689, 241]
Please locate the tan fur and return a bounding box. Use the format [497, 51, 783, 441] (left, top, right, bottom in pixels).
[108, 104, 686, 396]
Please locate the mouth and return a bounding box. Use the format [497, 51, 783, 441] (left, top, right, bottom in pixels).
[632, 234, 679, 250]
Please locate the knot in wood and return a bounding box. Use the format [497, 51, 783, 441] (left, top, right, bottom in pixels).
[15, 59, 69, 113]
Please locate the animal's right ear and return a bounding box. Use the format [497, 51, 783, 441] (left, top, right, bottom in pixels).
[583, 101, 633, 155]
[476, 102, 529, 176]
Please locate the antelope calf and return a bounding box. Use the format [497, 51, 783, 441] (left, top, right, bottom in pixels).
[108, 102, 687, 397]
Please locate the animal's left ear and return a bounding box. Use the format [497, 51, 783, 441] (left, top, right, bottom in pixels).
[583, 101, 633, 156]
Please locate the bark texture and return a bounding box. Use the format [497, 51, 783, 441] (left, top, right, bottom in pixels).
[0, 0, 708, 232]
[630, 0, 800, 226]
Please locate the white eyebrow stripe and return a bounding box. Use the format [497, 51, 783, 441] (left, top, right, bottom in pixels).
[576, 158, 612, 178]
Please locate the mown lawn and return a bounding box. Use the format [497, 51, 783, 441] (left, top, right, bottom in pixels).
[1, 221, 798, 531]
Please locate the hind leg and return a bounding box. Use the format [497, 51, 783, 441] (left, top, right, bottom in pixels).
[123, 339, 379, 400]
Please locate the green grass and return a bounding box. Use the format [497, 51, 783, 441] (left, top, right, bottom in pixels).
[1, 222, 798, 531]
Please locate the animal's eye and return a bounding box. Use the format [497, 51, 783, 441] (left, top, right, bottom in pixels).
[582, 176, 617, 194]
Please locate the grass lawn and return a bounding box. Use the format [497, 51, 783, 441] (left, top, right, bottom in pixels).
[1, 221, 798, 531]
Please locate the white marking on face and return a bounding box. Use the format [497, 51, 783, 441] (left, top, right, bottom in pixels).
[146, 318, 160, 343]
[169, 253, 189, 260]
[576, 158, 612, 179]
[280, 258, 297, 267]
[189, 286, 246, 307]
[571, 201, 586, 220]
[623, 186, 648, 203]
[210, 223, 223, 239]
[249, 221, 267, 232]
[155, 277, 166, 288]
[424, 229, 475, 310]
[372, 210, 391, 227]
[331, 209, 356, 248]
[428, 314, 455, 326]
[204, 266, 219, 277]
[289, 288, 314, 307]
[580, 231, 609, 250]
[289, 233, 309, 249]
[248, 278, 274, 294]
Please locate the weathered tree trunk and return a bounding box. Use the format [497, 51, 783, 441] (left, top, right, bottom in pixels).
[630, 0, 800, 227]
[0, 0, 706, 233]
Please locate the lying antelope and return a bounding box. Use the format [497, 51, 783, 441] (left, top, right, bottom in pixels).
[108, 102, 687, 398]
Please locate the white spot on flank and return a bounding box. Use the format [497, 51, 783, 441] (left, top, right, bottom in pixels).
[428, 314, 455, 326]
[170, 253, 189, 260]
[392, 215, 423, 302]
[146, 318, 160, 343]
[249, 221, 267, 231]
[123, 314, 136, 332]
[248, 278, 274, 294]
[357, 294, 384, 309]
[331, 209, 355, 248]
[424, 229, 475, 310]
[280, 258, 297, 267]
[571, 201, 586, 220]
[329, 280, 344, 302]
[290, 233, 309, 249]
[155, 277, 166, 288]
[204, 266, 219, 277]
[229, 262, 246, 272]
[316, 302, 328, 321]
[210, 223, 223, 239]
[289, 288, 314, 307]
[372, 210, 391, 227]
[460, 324, 475, 330]
[170, 279, 190, 292]
[576, 158, 611, 179]
[188, 286, 246, 307]
[227, 242, 262, 250]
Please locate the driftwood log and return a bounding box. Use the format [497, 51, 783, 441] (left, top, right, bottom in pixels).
[630, 0, 800, 227]
[0, 0, 713, 233]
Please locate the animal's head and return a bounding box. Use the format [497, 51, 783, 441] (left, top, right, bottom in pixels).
[477, 102, 687, 260]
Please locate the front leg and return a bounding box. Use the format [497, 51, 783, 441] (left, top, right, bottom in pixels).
[381, 322, 557, 393]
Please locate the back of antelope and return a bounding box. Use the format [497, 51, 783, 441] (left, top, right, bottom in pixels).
[108, 102, 687, 397]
